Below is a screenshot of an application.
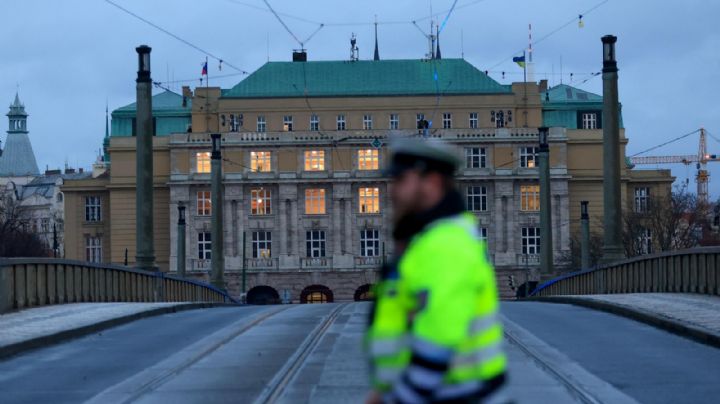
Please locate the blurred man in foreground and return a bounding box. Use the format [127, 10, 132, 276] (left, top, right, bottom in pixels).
[366, 138, 507, 403]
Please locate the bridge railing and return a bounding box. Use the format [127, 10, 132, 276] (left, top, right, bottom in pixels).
[532, 247, 720, 297]
[0, 258, 237, 314]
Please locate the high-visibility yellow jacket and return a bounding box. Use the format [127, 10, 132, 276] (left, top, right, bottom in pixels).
[367, 213, 506, 403]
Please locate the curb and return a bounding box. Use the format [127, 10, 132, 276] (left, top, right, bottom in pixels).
[533, 296, 720, 349]
[0, 302, 239, 361]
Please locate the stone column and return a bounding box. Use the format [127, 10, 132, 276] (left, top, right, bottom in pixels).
[210, 134, 225, 289]
[134, 45, 155, 271]
[344, 198, 352, 255]
[601, 35, 625, 263]
[581, 201, 591, 270]
[538, 127, 553, 274]
[177, 204, 186, 277]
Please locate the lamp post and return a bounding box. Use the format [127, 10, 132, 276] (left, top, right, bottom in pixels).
[135, 45, 156, 271]
[600, 35, 625, 263]
[210, 133, 225, 290]
[177, 204, 186, 278]
[580, 201, 590, 270]
[538, 127, 553, 275]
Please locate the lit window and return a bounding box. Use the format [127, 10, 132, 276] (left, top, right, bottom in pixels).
[358, 149, 379, 170]
[521, 227, 540, 255]
[469, 112, 478, 129]
[196, 152, 211, 173]
[466, 186, 487, 212]
[520, 185, 540, 211]
[359, 187, 380, 214]
[197, 191, 212, 216]
[198, 232, 211, 259]
[250, 151, 271, 172]
[85, 236, 102, 263]
[306, 230, 326, 257]
[520, 147, 538, 168]
[634, 187, 649, 213]
[304, 150, 325, 171]
[85, 196, 102, 222]
[337, 114, 346, 130]
[389, 114, 399, 130]
[360, 229, 380, 257]
[251, 188, 272, 215]
[465, 147, 486, 169]
[305, 189, 326, 215]
[257, 115, 266, 132]
[443, 113, 452, 129]
[252, 231, 272, 258]
[582, 112, 598, 129]
[310, 114, 319, 131]
[283, 115, 293, 131]
[363, 114, 373, 130]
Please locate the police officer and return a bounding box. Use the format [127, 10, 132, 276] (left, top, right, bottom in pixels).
[366, 138, 507, 404]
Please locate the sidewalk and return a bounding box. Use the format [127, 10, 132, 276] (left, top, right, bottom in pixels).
[539, 293, 720, 348]
[0, 302, 222, 359]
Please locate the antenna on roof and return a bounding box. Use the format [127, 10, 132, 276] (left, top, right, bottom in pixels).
[350, 33, 359, 61]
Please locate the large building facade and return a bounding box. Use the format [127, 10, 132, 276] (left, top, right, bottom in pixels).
[62, 57, 672, 301]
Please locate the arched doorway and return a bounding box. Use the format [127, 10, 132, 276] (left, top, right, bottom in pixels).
[354, 284, 375, 301]
[300, 285, 334, 304]
[246, 285, 280, 305]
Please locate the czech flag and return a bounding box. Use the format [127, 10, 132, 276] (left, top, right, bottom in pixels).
[201, 61, 208, 76]
[512, 55, 526, 68]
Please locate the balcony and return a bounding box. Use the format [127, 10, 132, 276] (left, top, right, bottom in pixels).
[244, 257, 279, 270]
[516, 254, 540, 266]
[354, 256, 383, 268]
[191, 259, 210, 271]
[300, 257, 332, 269]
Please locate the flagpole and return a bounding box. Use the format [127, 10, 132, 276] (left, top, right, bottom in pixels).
[523, 50, 527, 84]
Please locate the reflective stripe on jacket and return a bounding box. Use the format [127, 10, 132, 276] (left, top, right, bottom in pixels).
[367, 213, 506, 402]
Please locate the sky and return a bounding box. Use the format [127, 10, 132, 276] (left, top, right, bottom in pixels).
[1, 0, 719, 197]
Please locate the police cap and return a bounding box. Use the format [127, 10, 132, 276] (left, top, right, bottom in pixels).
[385, 137, 459, 177]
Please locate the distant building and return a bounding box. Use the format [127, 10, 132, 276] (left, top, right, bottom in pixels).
[0, 92, 39, 186]
[61, 57, 672, 301]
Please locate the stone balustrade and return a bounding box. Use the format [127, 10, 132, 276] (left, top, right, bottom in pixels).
[532, 247, 720, 297]
[0, 258, 236, 314]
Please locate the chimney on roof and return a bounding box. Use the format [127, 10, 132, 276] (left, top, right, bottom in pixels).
[539, 79, 548, 93]
[64, 167, 75, 174]
[292, 50, 307, 62]
[79, 168, 84, 173]
[182, 86, 192, 107]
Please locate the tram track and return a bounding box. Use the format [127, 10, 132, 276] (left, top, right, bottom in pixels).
[254, 303, 348, 404]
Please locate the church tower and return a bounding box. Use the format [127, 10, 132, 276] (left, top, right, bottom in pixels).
[0, 92, 40, 178]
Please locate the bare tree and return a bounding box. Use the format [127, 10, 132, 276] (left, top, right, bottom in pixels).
[623, 187, 708, 258]
[0, 189, 51, 257]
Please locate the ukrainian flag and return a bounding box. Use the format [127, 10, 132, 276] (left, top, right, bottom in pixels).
[512, 55, 526, 68]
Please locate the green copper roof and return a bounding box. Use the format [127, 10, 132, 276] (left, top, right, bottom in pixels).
[223, 59, 511, 98]
[543, 84, 602, 104]
[541, 84, 624, 129]
[114, 90, 191, 116]
[110, 90, 191, 137]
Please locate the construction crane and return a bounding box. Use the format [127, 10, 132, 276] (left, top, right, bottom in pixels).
[629, 128, 719, 204]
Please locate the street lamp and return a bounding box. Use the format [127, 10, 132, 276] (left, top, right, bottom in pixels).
[136, 45, 151, 82]
[601, 35, 617, 70]
[538, 126, 549, 150]
[211, 133, 221, 159]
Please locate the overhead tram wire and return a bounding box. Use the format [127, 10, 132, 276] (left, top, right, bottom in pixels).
[104, 0, 249, 74]
[486, 0, 610, 72]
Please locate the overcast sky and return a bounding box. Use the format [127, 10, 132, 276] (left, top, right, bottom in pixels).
[2, 0, 719, 197]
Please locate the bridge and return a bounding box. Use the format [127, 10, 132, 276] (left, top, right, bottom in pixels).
[1, 252, 719, 403]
